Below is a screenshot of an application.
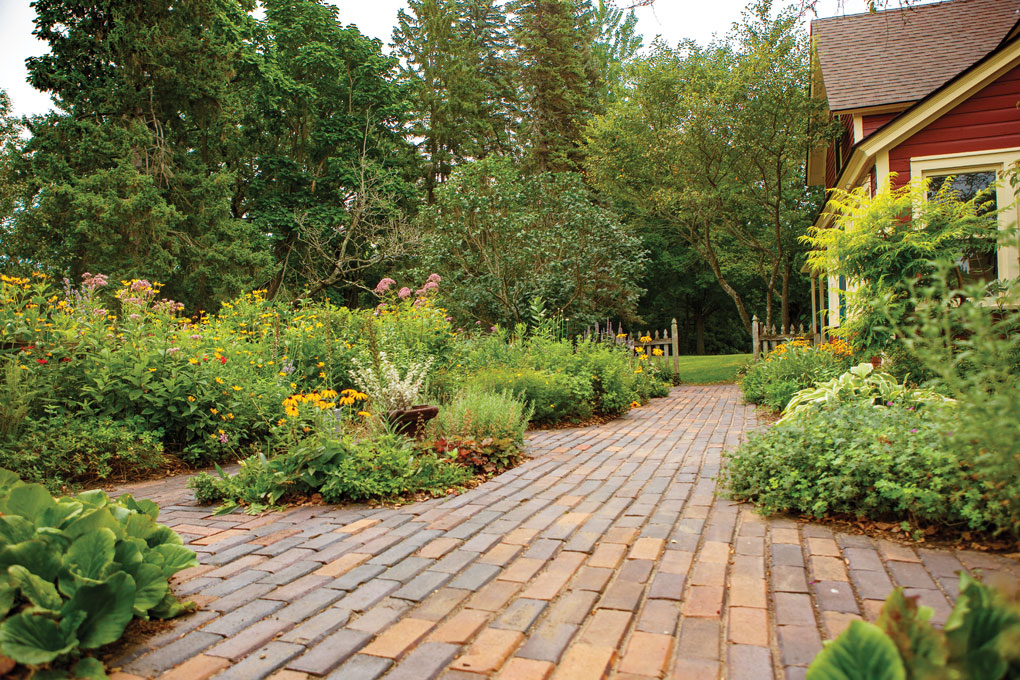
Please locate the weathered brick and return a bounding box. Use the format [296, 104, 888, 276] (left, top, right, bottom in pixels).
[493, 598, 548, 632]
[578, 609, 631, 649]
[381, 642, 459, 680]
[681, 585, 724, 618]
[727, 644, 774, 680]
[214, 641, 304, 680]
[429, 608, 490, 644]
[618, 631, 672, 677]
[727, 607, 768, 647]
[361, 617, 434, 659]
[550, 643, 614, 680]
[159, 654, 230, 680]
[288, 628, 372, 675]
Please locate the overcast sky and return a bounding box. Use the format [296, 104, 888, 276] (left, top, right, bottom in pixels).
[1, 0, 897, 118]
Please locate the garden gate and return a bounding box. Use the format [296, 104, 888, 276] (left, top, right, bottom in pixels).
[750, 315, 812, 361]
[584, 318, 681, 374]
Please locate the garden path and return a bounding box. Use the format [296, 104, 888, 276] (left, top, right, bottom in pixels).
[108, 385, 1020, 680]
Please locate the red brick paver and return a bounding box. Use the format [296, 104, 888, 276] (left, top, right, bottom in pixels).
[106, 386, 1020, 679]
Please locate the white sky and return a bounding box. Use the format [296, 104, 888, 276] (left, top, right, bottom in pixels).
[0, 0, 911, 118]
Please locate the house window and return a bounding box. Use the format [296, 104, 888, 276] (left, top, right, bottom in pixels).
[926, 171, 998, 283]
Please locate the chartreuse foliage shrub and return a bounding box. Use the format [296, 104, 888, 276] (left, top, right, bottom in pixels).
[807, 574, 1020, 680]
[739, 338, 855, 411]
[721, 402, 1003, 533]
[803, 176, 999, 357]
[0, 469, 196, 675]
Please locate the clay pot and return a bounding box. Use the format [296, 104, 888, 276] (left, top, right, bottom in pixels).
[386, 405, 439, 438]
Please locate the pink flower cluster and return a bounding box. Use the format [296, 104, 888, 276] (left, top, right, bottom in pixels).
[374, 274, 442, 304]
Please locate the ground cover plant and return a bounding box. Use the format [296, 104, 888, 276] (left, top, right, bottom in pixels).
[721, 399, 995, 534]
[739, 337, 855, 411]
[0, 469, 195, 677]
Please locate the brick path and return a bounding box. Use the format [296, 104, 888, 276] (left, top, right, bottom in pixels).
[109, 385, 1019, 680]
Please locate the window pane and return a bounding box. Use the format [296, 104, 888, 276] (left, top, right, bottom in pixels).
[927, 171, 998, 282]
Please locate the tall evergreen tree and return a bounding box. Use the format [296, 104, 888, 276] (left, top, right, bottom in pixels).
[510, 0, 596, 173]
[393, 0, 515, 202]
[10, 0, 270, 310]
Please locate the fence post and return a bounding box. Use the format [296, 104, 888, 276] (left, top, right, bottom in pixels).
[751, 315, 759, 361]
[670, 318, 679, 374]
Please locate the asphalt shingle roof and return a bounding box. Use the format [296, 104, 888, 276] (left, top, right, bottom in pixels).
[812, 0, 1020, 112]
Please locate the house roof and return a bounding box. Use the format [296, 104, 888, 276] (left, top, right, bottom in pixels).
[812, 0, 1020, 113]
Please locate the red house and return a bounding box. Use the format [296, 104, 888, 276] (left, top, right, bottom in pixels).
[806, 0, 1020, 329]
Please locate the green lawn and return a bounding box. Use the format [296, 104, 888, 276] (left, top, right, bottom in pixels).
[673, 354, 751, 384]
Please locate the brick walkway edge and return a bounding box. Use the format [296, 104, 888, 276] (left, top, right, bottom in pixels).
[107, 385, 1020, 680]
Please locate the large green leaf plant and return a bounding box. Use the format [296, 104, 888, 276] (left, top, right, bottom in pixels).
[808, 573, 1020, 680]
[0, 469, 196, 677]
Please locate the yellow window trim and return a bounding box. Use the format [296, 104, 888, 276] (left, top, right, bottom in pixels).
[910, 148, 1020, 282]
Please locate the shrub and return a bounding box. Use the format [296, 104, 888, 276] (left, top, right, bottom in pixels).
[426, 388, 533, 473]
[722, 402, 997, 533]
[739, 340, 853, 410]
[0, 469, 195, 674]
[464, 367, 591, 424]
[888, 271, 1020, 538]
[0, 417, 164, 492]
[429, 388, 532, 445]
[808, 574, 1020, 680]
[350, 352, 433, 412]
[189, 433, 472, 513]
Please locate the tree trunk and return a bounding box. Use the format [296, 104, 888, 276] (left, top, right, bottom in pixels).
[781, 259, 792, 333]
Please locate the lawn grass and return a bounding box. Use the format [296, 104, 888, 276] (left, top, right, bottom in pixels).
[673, 354, 751, 384]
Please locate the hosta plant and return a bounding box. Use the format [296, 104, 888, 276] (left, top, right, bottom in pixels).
[780, 362, 952, 423]
[807, 573, 1020, 679]
[0, 469, 196, 676]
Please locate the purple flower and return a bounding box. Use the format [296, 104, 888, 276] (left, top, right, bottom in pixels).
[81, 272, 108, 290]
[168, 347, 180, 354]
[398, 287, 411, 299]
[128, 313, 141, 321]
[93, 308, 108, 317]
[446, 316, 453, 322]
[189, 334, 202, 340]
[415, 288, 426, 297]
[490, 326, 496, 332]
[910, 429, 918, 434]
[219, 433, 229, 444]
[423, 281, 439, 292]
[475, 320, 482, 325]
[130, 279, 151, 292]
[374, 277, 396, 294]
[427, 273, 441, 284]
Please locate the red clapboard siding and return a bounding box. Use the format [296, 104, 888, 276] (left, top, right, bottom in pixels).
[826, 114, 856, 187]
[863, 112, 898, 138]
[889, 64, 1020, 188]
